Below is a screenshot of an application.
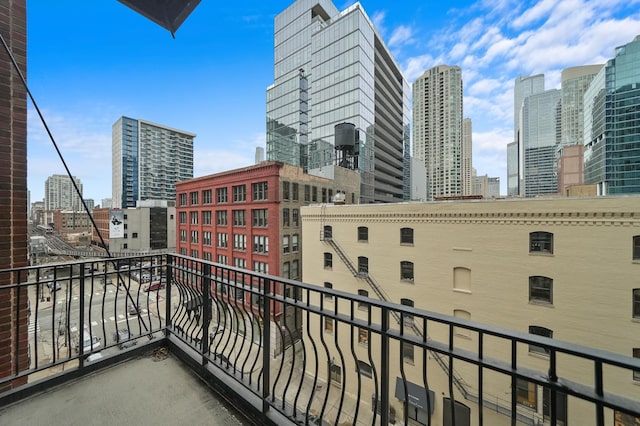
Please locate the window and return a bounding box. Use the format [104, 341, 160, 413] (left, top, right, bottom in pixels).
[634, 289, 640, 318]
[283, 208, 290, 226]
[233, 257, 246, 269]
[203, 231, 212, 246]
[357, 289, 368, 310]
[252, 209, 268, 227]
[634, 348, 640, 381]
[454, 309, 471, 337]
[253, 235, 268, 254]
[357, 360, 372, 378]
[216, 254, 228, 264]
[358, 327, 369, 346]
[216, 187, 228, 203]
[190, 191, 198, 205]
[179, 212, 187, 224]
[233, 234, 246, 250]
[190, 211, 198, 225]
[402, 341, 414, 363]
[252, 181, 268, 200]
[400, 227, 414, 245]
[132, 232, 138, 238]
[304, 185, 310, 202]
[401, 261, 414, 282]
[232, 185, 246, 202]
[283, 181, 290, 200]
[282, 235, 290, 253]
[179, 246, 185, 255]
[191, 249, 198, 258]
[202, 210, 212, 225]
[217, 232, 228, 248]
[190, 230, 198, 244]
[401, 298, 414, 327]
[283, 261, 290, 279]
[322, 188, 328, 203]
[291, 260, 299, 280]
[179, 193, 187, 206]
[323, 225, 332, 239]
[202, 189, 212, 204]
[216, 210, 227, 226]
[180, 229, 187, 242]
[324, 316, 334, 333]
[530, 231, 553, 254]
[292, 183, 299, 201]
[324, 282, 333, 300]
[357, 256, 368, 277]
[203, 251, 212, 261]
[529, 326, 553, 355]
[329, 362, 341, 384]
[358, 226, 368, 242]
[312, 186, 318, 202]
[253, 261, 269, 274]
[543, 389, 567, 425]
[292, 209, 299, 226]
[324, 253, 332, 269]
[516, 379, 537, 409]
[529, 276, 553, 304]
[232, 209, 246, 226]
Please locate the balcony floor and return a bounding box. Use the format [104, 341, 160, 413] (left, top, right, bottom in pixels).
[0, 349, 251, 426]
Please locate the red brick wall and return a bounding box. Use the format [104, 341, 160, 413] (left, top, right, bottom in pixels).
[0, 0, 28, 390]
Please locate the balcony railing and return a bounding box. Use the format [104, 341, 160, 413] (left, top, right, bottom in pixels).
[1, 254, 639, 426]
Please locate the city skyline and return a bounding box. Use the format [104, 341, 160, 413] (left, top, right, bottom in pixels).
[26, 1, 640, 202]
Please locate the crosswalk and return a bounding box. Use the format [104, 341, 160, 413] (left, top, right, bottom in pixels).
[28, 315, 40, 335]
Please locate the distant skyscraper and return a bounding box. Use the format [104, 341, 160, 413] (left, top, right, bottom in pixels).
[584, 35, 640, 195]
[522, 89, 561, 196]
[462, 118, 473, 196]
[413, 65, 464, 200]
[560, 65, 603, 148]
[266, 0, 410, 203]
[511, 75, 545, 196]
[112, 117, 195, 208]
[255, 147, 265, 164]
[507, 141, 519, 196]
[44, 174, 83, 211]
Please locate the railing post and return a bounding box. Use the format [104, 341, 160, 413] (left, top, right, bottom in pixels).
[380, 306, 390, 425]
[262, 278, 272, 414]
[165, 256, 173, 335]
[201, 262, 211, 364]
[78, 271, 85, 368]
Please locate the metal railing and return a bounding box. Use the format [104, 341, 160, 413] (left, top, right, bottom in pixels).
[1, 254, 640, 426]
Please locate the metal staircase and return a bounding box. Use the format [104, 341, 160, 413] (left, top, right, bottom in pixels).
[321, 233, 470, 399]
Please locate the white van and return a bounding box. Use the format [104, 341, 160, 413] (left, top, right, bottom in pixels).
[77, 331, 101, 353]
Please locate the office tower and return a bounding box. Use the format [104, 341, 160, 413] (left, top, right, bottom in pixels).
[584, 35, 640, 195]
[522, 89, 561, 196]
[507, 141, 519, 196]
[44, 174, 83, 211]
[560, 65, 603, 147]
[462, 118, 473, 196]
[112, 116, 196, 208]
[413, 65, 464, 200]
[511, 75, 545, 196]
[255, 146, 265, 164]
[266, 0, 410, 203]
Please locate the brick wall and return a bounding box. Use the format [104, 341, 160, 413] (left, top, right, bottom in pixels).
[0, 0, 28, 391]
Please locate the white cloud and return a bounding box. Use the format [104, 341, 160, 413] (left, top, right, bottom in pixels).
[371, 11, 387, 36]
[402, 54, 438, 82]
[388, 25, 415, 48]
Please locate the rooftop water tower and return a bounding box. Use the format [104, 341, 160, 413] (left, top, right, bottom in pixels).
[334, 123, 358, 170]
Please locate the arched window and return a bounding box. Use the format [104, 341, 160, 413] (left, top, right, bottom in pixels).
[323, 252, 332, 269]
[530, 231, 553, 253]
[529, 325, 553, 355]
[453, 267, 471, 292]
[400, 227, 414, 245]
[357, 226, 368, 242]
[358, 256, 368, 276]
[400, 261, 414, 282]
[633, 236, 640, 260]
[323, 225, 332, 240]
[529, 276, 553, 304]
[401, 298, 414, 326]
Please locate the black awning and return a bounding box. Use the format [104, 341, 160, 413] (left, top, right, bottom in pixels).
[117, 0, 201, 36]
[394, 377, 435, 414]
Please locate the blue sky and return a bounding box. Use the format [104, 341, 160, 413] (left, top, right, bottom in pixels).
[26, 0, 640, 203]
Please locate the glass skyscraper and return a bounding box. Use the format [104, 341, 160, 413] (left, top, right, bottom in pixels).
[522, 89, 561, 197]
[112, 116, 195, 208]
[584, 35, 640, 195]
[266, 0, 410, 203]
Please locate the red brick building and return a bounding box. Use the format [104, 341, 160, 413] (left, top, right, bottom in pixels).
[175, 161, 360, 346]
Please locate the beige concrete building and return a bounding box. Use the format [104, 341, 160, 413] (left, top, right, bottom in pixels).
[301, 196, 640, 426]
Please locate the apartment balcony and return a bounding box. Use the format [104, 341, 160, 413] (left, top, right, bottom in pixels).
[1, 254, 639, 426]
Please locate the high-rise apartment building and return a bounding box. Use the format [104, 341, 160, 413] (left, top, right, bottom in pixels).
[462, 118, 473, 196]
[560, 65, 603, 147]
[266, 0, 410, 204]
[44, 174, 83, 211]
[112, 116, 195, 208]
[584, 35, 640, 195]
[413, 65, 464, 200]
[510, 75, 545, 196]
[522, 89, 561, 196]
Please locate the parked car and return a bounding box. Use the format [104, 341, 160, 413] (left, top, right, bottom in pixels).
[46, 280, 61, 291]
[114, 329, 137, 350]
[76, 331, 101, 353]
[143, 280, 165, 292]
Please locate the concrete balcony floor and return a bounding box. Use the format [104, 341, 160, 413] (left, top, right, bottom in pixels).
[0, 350, 251, 426]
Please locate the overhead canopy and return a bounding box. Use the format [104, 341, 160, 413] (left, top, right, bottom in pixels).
[117, 0, 202, 36]
[394, 377, 435, 414]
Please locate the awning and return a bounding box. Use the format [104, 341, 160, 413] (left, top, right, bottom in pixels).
[394, 377, 435, 414]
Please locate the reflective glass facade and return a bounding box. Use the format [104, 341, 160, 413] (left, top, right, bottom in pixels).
[522, 89, 561, 196]
[267, 0, 409, 203]
[584, 36, 640, 195]
[112, 117, 195, 208]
